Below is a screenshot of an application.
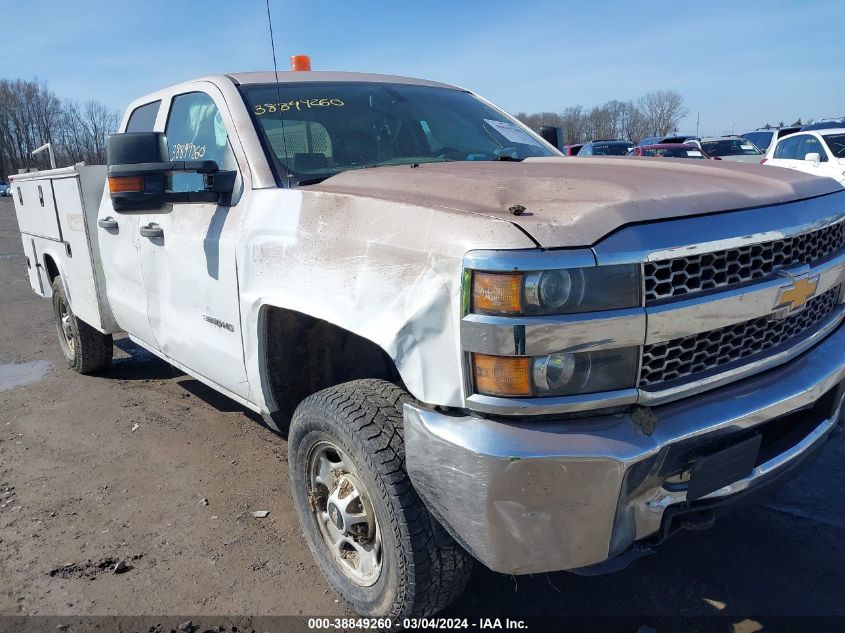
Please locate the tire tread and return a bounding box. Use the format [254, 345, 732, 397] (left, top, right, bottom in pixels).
[51, 278, 112, 374]
[291, 379, 472, 618]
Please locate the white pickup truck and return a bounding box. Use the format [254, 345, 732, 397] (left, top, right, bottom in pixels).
[10, 67, 845, 619]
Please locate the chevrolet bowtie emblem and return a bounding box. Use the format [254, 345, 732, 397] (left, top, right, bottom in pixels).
[774, 274, 819, 314]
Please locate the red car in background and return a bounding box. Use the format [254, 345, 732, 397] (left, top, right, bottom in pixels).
[627, 143, 710, 159]
[561, 143, 584, 156]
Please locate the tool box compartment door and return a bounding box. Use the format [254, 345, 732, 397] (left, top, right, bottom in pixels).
[12, 178, 62, 241]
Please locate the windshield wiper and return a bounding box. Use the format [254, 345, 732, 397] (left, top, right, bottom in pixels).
[296, 176, 332, 186]
[296, 157, 455, 186]
[494, 155, 524, 162]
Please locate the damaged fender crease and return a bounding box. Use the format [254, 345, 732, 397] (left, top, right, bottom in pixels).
[237, 187, 535, 412]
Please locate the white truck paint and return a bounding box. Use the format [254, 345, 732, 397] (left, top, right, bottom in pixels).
[9, 70, 845, 618]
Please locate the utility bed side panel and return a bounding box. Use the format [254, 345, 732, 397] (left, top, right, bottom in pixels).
[21, 235, 48, 297]
[51, 168, 115, 331]
[12, 178, 62, 240]
[10, 166, 116, 333]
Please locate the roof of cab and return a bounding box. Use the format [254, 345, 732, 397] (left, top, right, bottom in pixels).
[225, 70, 462, 90]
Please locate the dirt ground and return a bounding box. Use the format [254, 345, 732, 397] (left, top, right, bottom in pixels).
[1, 196, 844, 626]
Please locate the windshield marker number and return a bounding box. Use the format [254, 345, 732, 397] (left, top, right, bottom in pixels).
[254, 99, 344, 116]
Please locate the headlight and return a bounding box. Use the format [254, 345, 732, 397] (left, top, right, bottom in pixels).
[471, 264, 640, 316]
[472, 347, 639, 398]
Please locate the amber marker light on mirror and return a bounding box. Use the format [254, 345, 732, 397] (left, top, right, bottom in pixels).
[472, 272, 522, 314]
[108, 176, 144, 193]
[472, 353, 532, 397]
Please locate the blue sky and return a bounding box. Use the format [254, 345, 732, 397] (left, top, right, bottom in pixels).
[2, 0, 843, 134]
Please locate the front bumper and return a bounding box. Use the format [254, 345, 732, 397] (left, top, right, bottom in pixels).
[404, 323, 845, 575]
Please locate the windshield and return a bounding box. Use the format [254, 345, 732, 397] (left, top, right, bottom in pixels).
[593, 143, 632, 156]
[700, 139, 763, 157]
[643, 147, 705, 158]
[240, 82, 556, 185]
[823, 134, 845, 158]
[742, 131, 772, 151]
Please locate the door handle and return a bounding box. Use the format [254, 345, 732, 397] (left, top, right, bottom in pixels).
[140, 223, 164, 239]
[97, 217, 119, 230]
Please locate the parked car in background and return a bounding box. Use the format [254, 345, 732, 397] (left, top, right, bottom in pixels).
[561, 143, 584, 156]
[696, 135, 766, 162]
[534, 126, 580, 155]
[536, 125, 626, 156]
[577, 139, 634, 156]
[801, 118, 845, 132]
[628, 143, 707, 159]
[659, 134, 698, 145]
[741, 127, 800, 153]
[637, 135, 698, 146]
[0, 182, 10, 196]
[763, 128, 845, 185]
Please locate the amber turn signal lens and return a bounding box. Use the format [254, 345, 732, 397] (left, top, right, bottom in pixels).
[472, 272, 522, 314]
[108, 176, 144, 193]
[472, 353, 531, 397]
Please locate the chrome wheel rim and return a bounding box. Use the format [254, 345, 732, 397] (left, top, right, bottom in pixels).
[307, 441, 382, 586]
[54, 293, 75, 359]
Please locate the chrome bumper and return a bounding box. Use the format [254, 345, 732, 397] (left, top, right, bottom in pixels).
[404, 323, 845, 575]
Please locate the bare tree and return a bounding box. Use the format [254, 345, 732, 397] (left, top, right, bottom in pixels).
[622, 102, 650, 143]
[560, 106, 587, 144]
[515, 91, 686, 145]
[638, 90, 688, 136]
[586, 104, 615, 140]
[0, 78, 119, 177]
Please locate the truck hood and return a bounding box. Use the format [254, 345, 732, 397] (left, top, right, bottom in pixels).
[309, 157, 843, 247]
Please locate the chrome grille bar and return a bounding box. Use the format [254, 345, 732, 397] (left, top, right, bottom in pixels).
[644, 219, 845, 304]
[640, 286, 842, 388]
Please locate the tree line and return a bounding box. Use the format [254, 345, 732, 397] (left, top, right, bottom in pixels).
[0, 79, 119, 179]
[515, 90, 688, 145]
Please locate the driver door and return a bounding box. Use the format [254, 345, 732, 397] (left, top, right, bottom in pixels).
[97, 100, 161, 348]
[136, 88, 251, 401]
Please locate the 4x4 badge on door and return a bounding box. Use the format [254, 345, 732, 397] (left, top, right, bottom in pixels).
[773, 272, 819, 316]
[203, 314, 235, 332]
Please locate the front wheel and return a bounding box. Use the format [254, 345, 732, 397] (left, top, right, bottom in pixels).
[51, 277, 113, 374]
[288, 379, 472, 618]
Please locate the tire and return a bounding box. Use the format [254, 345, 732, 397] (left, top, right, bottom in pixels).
[288, 379, 472, 618]
[51, 277, 113, 374]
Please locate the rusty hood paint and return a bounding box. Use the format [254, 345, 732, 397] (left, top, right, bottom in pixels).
[309, 157, 843, 248]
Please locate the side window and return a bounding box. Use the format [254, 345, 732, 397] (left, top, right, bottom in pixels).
[125, 101, 161, 133]
[774, 136, 801, 160]
[165, 92, 237, 192]
[797, 135, 828, 162]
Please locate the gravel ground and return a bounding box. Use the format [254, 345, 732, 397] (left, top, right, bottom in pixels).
[1, 197, 844, 626]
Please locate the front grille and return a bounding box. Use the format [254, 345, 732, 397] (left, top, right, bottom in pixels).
[644, 221, 845, 304]
[640, 286, 842, 388]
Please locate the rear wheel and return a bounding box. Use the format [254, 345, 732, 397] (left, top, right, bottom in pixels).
[51, 277, 112, 374]
[288, 379, 472, 618]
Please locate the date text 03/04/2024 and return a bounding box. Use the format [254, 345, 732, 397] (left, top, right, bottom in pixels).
[306, 618, 528, 630]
